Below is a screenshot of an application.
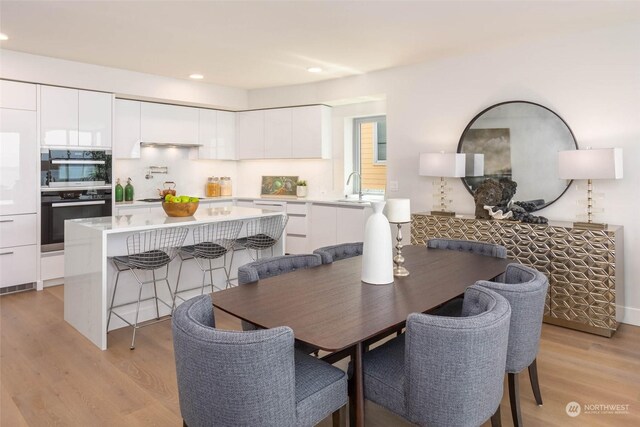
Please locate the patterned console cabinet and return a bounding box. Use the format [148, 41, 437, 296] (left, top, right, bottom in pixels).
[411, 213, 624, 337]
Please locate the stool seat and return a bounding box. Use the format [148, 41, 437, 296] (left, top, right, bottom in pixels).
[180, 242, 228, 259]
[235, 233, 277, 250]
[113, 250, 171, 270]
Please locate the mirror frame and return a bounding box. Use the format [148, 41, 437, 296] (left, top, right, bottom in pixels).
[457, 100, 578, 211]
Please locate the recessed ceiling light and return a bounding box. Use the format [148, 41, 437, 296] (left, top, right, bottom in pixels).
[189, 74, 204, 80]
[307, 67, 322, 73]
[0, 33, 9, 41]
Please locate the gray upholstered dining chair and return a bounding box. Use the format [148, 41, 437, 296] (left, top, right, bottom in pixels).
[474, 263, 549, 427]
[427, 237, 507, 259]
[313, 242, 363, 264]
[238, 254, 322, 350]
[172, 294, 348, 427]
[360, 285, 511, 427]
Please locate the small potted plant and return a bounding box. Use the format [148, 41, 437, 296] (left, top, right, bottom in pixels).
[296, 180, 308, 198]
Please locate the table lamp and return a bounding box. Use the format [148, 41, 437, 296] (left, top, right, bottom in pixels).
[419, 152, 465, 216]
[558, 147, 623, 230]
[384, 198, 411, 277]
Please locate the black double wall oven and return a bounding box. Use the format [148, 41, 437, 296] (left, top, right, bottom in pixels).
[40, 149, 112, 252]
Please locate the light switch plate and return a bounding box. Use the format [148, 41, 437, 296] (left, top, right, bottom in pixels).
[389, 180, 399, 192]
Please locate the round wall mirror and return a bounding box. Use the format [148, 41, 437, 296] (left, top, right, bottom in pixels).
[457, 101, 577, 211]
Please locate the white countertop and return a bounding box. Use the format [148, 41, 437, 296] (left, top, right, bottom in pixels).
[69, 206, 283, 234]
[115, 195, 377, 208]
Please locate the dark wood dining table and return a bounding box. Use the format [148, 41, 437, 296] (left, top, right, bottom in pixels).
[212, 245, 512, 426]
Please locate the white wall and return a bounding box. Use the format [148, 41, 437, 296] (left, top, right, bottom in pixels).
[0, 49, 248, 109]
[114, 146, 237, 199]
[249, 23, 640, 324]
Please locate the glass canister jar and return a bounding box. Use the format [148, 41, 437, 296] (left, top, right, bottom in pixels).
[220, 177, 232, 197]
[205, 177, 221, 197]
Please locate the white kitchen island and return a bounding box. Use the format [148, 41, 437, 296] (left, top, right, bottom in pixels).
[64, 206, 285, 350]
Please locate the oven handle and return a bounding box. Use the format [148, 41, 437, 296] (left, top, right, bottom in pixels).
[52, 201, 107, 208]
[51, 160, 106, 165]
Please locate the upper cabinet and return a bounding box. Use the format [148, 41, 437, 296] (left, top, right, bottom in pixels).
[264, 108, 292, 159]
[40, 85, 112, 148]
[237, 105, 331, 160]
[292, 105, 331, 159]
[198, 109, 237, 160]
[114, 99, 141, 159]
[140, 102, 199, 145]
[236, 110, 265, 159]
[0, 80, 36, 110]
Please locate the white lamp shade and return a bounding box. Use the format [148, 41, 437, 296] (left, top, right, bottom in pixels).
[419, 152, 466, 177]
[384, 198, 411, 223]
[558, 148, 623, 180]
[465, 153, 484, 177]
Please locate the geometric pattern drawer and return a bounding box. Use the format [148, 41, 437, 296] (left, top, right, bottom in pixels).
[411, 213, 623, 337]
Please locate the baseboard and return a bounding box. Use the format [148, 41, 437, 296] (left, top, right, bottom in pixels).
[619, 305, 640, 327]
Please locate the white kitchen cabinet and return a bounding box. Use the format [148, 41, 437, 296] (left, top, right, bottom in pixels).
[40, 251, 64, 282]
[1, 245, 38, 289]
[79, 90, 112, 147]
[40, 86, 79, 146]
[336, 206, 370, 244]
[198, 109, 237, 160]
[0, 214, 37, 248]
[264, 108, 292, 159]
[0, 109, 38, 215]
[292, 105, 331, 159]
[198, 108, 218, 159]
[140, 102, 199, 145]
[114, 99, 141, 159]
[309, 204, 338, 250]
[40, 85, 112, 148]
[236, 110, 264, 159]
[216, 110, 236, 160]
[0, 80, 36, 110]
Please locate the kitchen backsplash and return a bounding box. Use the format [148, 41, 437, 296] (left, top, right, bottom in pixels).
[114, 146, 237, 199]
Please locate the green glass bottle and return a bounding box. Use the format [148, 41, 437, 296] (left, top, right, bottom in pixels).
[124, 178, 134, 202]
[115, 178, 124, 202]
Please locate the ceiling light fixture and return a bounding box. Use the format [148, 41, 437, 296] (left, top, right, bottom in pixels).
[0, 33, 9, 41]
[307, 67, 322, 73]
[189, 74, 204, 80]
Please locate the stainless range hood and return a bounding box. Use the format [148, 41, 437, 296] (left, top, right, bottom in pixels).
[140, 141, 203, 148]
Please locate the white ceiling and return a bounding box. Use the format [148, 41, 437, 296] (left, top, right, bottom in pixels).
[1, 1, 639, 90]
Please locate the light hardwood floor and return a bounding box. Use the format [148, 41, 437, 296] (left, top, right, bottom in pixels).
[1, 286, 639, 426]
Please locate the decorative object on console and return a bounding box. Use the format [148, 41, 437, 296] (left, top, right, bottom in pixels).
[361, 201, 394, 285]
[261, 176, 298, 198]
[558, 147, 623, 230]
[419, 152, 465, 216]
[473, 179, 503, 219]
[296, 180, 308, 198]
[483, 205, 513, 220]
[385, 198, 411, 277]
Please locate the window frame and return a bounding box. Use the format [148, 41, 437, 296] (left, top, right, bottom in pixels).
[352, 115, 387, 195]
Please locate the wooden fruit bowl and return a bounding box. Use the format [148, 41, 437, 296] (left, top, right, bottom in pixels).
[162, 201, 199, 217]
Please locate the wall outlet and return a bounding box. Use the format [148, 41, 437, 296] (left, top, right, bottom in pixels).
[389, 180, 399, 192]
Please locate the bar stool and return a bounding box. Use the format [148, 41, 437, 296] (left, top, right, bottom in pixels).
[107, 226, 188, 349]
[173, 220, 243, 311]
[228, 214, 288, 283]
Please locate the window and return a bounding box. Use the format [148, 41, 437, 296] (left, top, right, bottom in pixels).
[353, 115, 387, 195]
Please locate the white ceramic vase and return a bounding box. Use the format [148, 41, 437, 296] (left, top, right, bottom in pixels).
[361, 200, 394, 285]
[296, 186, 307, 197]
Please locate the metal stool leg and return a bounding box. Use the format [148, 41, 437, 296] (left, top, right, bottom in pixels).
[173, 256, 186, 312]
[106, 268, 121, 332]
[130, 280, 144, 350]
[208, 259, 215, 293]
[152, 269, 160, 320]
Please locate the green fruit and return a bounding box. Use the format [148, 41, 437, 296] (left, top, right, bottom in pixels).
[180, 196, 190, 203]
[164, 194, 172, 202]
[189, 197, 199, 203]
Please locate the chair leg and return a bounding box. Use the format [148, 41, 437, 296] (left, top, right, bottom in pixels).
[208, 258, 215, 293]
[152, 269, 160, 320]
[508, 372, 522, 427]
[130, 283, 144, 350]
[332, 405, 346, 427]
[528, 358, 543, 406]
[490, 405, 501, 427]
[173, 257, 185, 311]
[106, 268, 121, 332]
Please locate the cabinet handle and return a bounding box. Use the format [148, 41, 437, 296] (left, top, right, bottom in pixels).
[0, 219, 14, 223]
[52, 201, 106, 208]
[0, 251, 14, 256]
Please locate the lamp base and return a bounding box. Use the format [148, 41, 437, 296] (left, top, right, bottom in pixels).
[573, 221, 607, 231]
[393, 265, 410, 277]
[430, 210, 455, 217]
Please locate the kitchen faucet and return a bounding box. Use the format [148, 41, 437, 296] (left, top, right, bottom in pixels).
[346, 171, 362, 200]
